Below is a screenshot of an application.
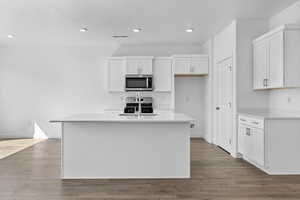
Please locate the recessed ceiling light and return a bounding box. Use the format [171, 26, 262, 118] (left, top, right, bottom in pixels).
[80, 28, 88, 32]
[132, 28, 142, 33]
[7, 34, 15, 38]
[185, 28, 194, 33]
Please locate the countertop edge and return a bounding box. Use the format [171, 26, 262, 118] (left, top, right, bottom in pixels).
[238, 112, 300, 120]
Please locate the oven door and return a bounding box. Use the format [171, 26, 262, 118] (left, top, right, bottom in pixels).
[125, 76, 153, 91]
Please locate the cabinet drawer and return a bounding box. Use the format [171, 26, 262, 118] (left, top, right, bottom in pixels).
[239, 116, 264, 129]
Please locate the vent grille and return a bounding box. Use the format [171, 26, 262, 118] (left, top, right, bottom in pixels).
[112, 35, 128, 38]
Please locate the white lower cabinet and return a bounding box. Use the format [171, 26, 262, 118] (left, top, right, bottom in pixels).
[238, 114, 300, 175]
[238, 117, 264, 167]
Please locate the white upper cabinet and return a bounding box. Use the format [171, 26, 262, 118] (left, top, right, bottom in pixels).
[173, 55, 209, 75]
[107, 57, 125, 92]
[153, 57, 172, 92]
[191, 56, 209, 74]
[174, 57, 190, 74]
[125, 57, 153, 75]
[253, 24, 300, 90]
[253, 40, 268, 89]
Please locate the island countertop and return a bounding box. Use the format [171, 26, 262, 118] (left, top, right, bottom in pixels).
[50, 112, 195, 123]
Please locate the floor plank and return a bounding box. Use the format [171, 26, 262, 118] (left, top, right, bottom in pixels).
[0, 139, 300, 200]
[0, 139, 46, 159]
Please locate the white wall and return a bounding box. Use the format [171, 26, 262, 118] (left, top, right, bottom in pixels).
[112, 43, 203, 57]
[199, 39, 213, 142]
[0, 43, 203, 138]
[0, 44, 118, 138]
[268, 0, 300, 112]
[175, 77, 206, 138]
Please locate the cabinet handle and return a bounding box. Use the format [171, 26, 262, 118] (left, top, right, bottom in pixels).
[263, 79, 268, 87]
[228, 102, 232, 108]
[240, 119, 246, 122]
[246, 128, 251, 136]
[190, 66, 195, 73]
[252, 121, 259, 125]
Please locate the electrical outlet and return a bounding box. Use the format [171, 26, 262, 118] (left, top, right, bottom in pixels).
[287, 97, 292, 103]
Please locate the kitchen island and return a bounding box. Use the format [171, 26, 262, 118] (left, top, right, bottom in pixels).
[50, 112, 194, 179]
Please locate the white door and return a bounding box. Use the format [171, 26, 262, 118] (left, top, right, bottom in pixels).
[216, 57, 233, 153]
[107, 58, 125, 92]
[153, 58, 172, 92]
[268, 32, 284, 88]
[253, 40, 268, 89]
[174, 58, 190, 74]
[191, 57, 209, 75]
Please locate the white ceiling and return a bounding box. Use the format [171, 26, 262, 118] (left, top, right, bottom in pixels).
[0, 0, 298, 46]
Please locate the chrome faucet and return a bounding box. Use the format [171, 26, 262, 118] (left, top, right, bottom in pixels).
[137, 92, 142, 117]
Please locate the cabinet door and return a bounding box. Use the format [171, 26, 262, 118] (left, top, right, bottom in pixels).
[174, 58, 190, 74]
[126, 59, 153, 74]
[244, 127, 264, 167]
[126, 60, 138, 74]
[253, 40, 268, 89]
[238, 124, 247, 155]
[268, 32, 284, 88]
[252, 128, 265, 166]
[138, 59, 152, 74]
[190, 57, 209, 75]
[108, 59, 125, 92]
[153, 58, 172, 92]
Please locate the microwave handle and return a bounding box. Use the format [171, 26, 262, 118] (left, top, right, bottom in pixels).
[146, 77, 149, 88]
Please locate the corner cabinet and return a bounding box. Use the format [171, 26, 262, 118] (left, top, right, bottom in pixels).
[125, 57, 153, 75]
[253, 24, 300, 90]
[107, 57, 125, 92]
[173, 55, 209, 76]
[238, 114, 300, 175]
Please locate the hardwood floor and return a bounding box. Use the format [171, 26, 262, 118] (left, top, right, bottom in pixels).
[0, 139, 45, 159]
[0, 139, 300, 200]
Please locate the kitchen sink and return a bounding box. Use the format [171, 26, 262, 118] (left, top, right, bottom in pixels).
[119, 113, 157, 117]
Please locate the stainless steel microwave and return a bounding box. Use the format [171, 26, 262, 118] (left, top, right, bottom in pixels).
[125, 75, 153, 91]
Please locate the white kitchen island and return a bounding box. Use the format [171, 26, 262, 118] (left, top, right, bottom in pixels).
[50, 112, 194, 179]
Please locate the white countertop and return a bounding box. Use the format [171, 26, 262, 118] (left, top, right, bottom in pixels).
[50, 112, 195, 123]
[239, 109, 300, 119]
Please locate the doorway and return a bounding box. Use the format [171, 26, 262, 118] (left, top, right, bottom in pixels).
[215, 57, 233, 153]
